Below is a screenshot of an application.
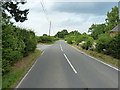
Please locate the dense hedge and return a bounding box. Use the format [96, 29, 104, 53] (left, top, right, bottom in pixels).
[96, 32, 120, 59]
[2, 24, 37, 75]
[37, 36, 57, 43]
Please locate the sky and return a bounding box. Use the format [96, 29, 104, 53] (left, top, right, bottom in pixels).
[14, 0, 118, 36]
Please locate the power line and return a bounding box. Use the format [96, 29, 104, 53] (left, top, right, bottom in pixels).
[40, 0, 51, 36]
[40, 0, 50, 22]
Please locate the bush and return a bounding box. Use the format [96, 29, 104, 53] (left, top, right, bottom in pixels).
[108, 33, 120, 59]
[38, 36, 55, 43]
[64, 35, 76, 44]
[2, 24, 37, 75]
[67, 39, 73, 44]
[96, 32, 120, 59]
[96, 33, 112, 54]
[75, 33, 90, 45]
[81, 37, 94, 50]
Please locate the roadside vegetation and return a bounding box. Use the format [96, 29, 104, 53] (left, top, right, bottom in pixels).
[2, 1, 41, 88]
[37, 34, 59, 44]
[73, 45, 119, 68]
[55, 6, 120, 68]
[2, 25, 38, 75]
[2, 50, 41, 88]
[2, 1, 120, 89]
[2, 1, 38, 75]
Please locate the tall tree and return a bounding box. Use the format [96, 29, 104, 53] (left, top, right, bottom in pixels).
[69, 30, 81, 35]
[55, 29, 68, 38]
[2, 1, 29, 22]
[88, 24, 106, 40]
[105, 6, 120, 31]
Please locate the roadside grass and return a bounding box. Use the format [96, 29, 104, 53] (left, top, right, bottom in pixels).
[72, 45, 119, 68]
[2, 49, 41, 89]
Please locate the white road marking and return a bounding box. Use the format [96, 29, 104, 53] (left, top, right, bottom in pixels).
[70, 45, 120, 71]
[16, 53, 41, 88]
[60, 44, 63, 51]
[41, 50, 45, 55]
[64, 54, 77, 74]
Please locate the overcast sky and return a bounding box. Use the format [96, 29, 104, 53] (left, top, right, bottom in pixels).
[14, 1, 118, 36]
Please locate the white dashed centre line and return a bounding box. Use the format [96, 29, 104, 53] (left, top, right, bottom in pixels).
[60, 44, 63, 51]
[64, 54, 77, 74]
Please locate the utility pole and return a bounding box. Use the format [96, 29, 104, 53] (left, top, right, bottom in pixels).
[49, 21, 51, 36]
[40, 0, 51, 36]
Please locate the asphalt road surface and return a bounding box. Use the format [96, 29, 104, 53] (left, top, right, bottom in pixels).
[17, 40, 118, 88]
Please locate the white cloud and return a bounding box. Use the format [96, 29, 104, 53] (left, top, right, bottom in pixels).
[14, 2, 117, 36]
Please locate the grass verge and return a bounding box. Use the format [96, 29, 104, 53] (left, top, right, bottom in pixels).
[72, 45, 119, 68]
[2, 49, 41, 89]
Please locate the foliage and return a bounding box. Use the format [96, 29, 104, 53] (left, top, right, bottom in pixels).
[65, 32, 94, 50]
[2, 0, 33, 75]
[89, 6, 120, 38]
[38, 36, 56, 43]
[2, 24, 37, 75]
[88, 6, 120, 59]
[105, 6, 120, 26]
[64, 30, 81, 44]
[81, 37, 94, 50]
[96, 33, 112, 54]
[96, 32, 120, 59]
[75, 33, 91, 45]
[2, 50, 41, 88]
[63, 6, 120, 59]
[88, 24, 106, 40]
[69, 30, 81, 35]
[2, 1, 29, 22]
[55, 29, 68, 38]
[65, 35, 76, 44]
[74, 45, 119, 68]
[108, 33, 120, 59]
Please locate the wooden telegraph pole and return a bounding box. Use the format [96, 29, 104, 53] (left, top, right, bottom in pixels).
[49, 21, 51, 36]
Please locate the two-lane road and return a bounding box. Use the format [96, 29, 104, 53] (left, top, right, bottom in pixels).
[17, 40, 118, 88]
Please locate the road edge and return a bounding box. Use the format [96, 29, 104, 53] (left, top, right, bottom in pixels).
[69, 44, 120, 71]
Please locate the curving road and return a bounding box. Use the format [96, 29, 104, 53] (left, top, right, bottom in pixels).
[17, 40, 118, 88]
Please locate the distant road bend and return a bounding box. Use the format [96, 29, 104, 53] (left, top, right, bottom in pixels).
[17, 40, 118, 88]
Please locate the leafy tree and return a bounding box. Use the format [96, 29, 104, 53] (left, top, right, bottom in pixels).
[69, 30, 81, 35]
[43, 34, 48, 36]
[89, 6, 120, 40]
[87, 6, 120, 59]
[55, 29, 68, 38]
[2, 1, 29, 22]
[104, 6, 120, 32]
[105, 6, 120, 26]
[88, 24, 106, 40]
